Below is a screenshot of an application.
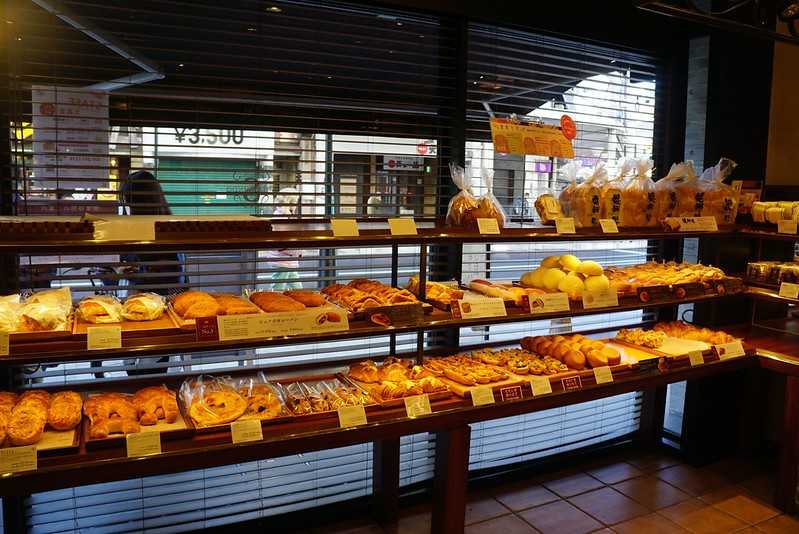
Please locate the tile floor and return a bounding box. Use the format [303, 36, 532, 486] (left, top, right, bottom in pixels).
[319, 450, 798, 533]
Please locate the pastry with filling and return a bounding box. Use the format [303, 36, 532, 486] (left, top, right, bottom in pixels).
[249, 291, 306, 312]
[283, 290, 327, 308]
[78, 295, 123, 324]
[84, 393, 140, 439]
[239, 384, 283, 420]
[47, 391, 83, 431]
[8, 390, 50, 445]
[214, 294, 260, 315]
[122, 293, 165, 321]
[188, 389, 247, 427]
[172, 290, 222, 319]
[133, 385, 179, 426]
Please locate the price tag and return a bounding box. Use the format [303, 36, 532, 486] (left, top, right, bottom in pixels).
[529, 375, 553, 396]
[87, 326, 122, 350]
[0, 332, 9, 357]
[331, 219, 360, 237]
[404, 394, 432, 418]
[126, 431, 161, 457]
[778, 220, 797, 235]
[582, 288, 619, 309]
[216, 306, 348, 340]
[231, 419, 263, 443]
[471, 386, 495, 406]
[593, 366, 613, 384]
[561, 376, 583, 391]
[715, 340, 746, 360]
[92, 217, 156, 242]
[529, 292, 570, 314]
[0, 445, 37, 473]
[338, 405, 367, 428]
[388, 218, 418, 236]
[453, 297, 507, 319]
[779, 282, 799, 299]
[667, 216, 718, 232]
[477, 218, 501, 234]
[555, 217, 576, 234]
[500, 386, 523, 402]
[688, 350, 704, 367]
[599, 219, 619, 233]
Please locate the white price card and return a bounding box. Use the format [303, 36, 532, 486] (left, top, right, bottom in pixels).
[779, 282, 799, 299]
[0, 332, 8, 357]
[599, 219, 619, 233]
[593, 366, 614, 384]
[87, 326, 122, 350]
[126, 431, 161, 457]
[471, 386, 495, 406]
[338, 405, 367, 428]
[388, 218, 418, 236]
[92, 217, 156, 242]
[216, 306, 348, 341]
[529, 292, 570, 315]
[404, 394, 432, 418]
[529, 375, 553, 396]
[668, 216, 718, 232]
[555, 217, 576, 234]
[582, 288, 619, 309]
[454, 297, 507, 319]
[715, 340, 745, 360]
[231, 420, 263, 443]
[331, 219, 360, 237]
[0, 445, 37, 473]
[688, 350, 705, 367]
[477, 218, 501, 234]
[778, 220, 797, 235]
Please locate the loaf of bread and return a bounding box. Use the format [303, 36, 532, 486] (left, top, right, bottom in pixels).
[250, 291, 306, 312]
[78, 295, 123, 324]
[283, 290, 326, 308]
[83, 393, 140, 439]
[214, 294, 260, 315]
[173, 291, 222, 319]
[47, 391, 83, 431]
[133, 385, 179, 425]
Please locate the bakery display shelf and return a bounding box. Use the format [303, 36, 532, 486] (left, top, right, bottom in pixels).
[0, 225, 740, 254]
[0, 349, 759, 496]
[745, 285, 799, 304]
[82, 411, 191, 451]
[737, 227, 799, 242]
[71, 313, 183, 339]
[0, 291, 743, 365]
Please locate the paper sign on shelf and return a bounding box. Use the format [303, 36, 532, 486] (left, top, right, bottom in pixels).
[0, 332, 9, 357]
[779, 282, 799, 300]
[0, 445, 37, 473]
[599, 219, 619, 233]
[404, 394, 432, 418]
[453, 297, 507, 320]
[126, 431, 162, 457]
[582, 288, 619, 309]
[471, 386, 495, 406]
[231, 420, 263, 443]
[489, 117, 574, 158]
[593, 366, 613, 384]
[87, 326, 122, 350]
[388, 218, 418, 236]
[715, 341, 746, 360]
[688, 350, 705, 367]
[529, 292, 570, 315]
[477, 218, 501, 235]
[778, 220, 798, 235]
[555, 217, 576, 234]
[216, 306, 349, 341]
[666, 216, 718, 232]
[331, 219, 360, 237]
[91, 216, 156, 242]
[338, 405, 367, 428]
[529, 375, 553, 396]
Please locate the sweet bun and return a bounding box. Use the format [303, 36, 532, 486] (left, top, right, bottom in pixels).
[564, 350, 586, 370]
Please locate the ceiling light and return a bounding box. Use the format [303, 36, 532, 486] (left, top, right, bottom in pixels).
[178, 63, 184, 67]
[396, 21, 403, 26]
[267, 6, 282, 13]
[247, 27, 256, 32]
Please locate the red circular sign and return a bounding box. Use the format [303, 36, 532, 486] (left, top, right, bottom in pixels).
[560, 115, 577, 140]
[387, 159, 397, 168]
[416, 143, 429, 155]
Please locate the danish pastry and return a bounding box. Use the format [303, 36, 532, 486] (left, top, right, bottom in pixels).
[84, 393, 140, 439]
[47, 391, 83, 431]
[188, 390, 247, 426]
[133, 385, 179, 426]
[239, 384, 283, 420]
[348, 360, 380, 383]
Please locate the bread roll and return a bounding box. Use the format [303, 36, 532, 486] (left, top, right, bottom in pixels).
[47, 391, 82, 431]
[283, 290, 326, 307]
[250, 291, 306, 312]
[214, 294, 260, 315]
[173, 291, 221, 319]
[564, 350, 586, 370]
[586, 349, 609, 368]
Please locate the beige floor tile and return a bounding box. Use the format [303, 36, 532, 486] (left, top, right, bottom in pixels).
[754, 514, 799, 534]
[493, 481, 559, 512]
[613, 475, 692, 510]
[465, 514, 539, 534]
[518, 500, 603, 534]
[612, 512, 690, 533]
[542, 471, 605, 498]
[586, 462, 644, 485]
[568, 486, 648, 525]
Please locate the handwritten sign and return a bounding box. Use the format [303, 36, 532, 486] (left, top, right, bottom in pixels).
[331, 219, 360, 237]
[231, 420, 263, 443]
[87, 326, 122, 350]
[582, 288, 619, 309]
[471, 386, 495, 406]
[126, 431, 161, 457]
[388, 218, 418, 236]
[0, 445, 37, 473]
[477, 218, 501, 235]
[529, 292, 570, 315]
[779, 282, 799, 300]
[599, 219, 619, 233]
[593, 366, 613, 384]
[529, 375, 553, 396]
[404, 394, 432, 418]
[555, 217, 576, 234]
[338, 405, 367, 428]
[688, 350, 704, 367]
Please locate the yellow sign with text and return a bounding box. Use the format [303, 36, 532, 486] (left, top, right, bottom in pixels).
[489, 118, 574, 158]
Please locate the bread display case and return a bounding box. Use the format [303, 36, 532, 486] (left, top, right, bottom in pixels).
[0, 217, 798, 528]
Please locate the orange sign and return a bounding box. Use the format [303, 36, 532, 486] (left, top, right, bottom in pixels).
[489, 118, 574, 158]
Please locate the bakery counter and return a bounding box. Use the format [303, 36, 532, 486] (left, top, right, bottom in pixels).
[2, 290, 745, 365]
[0, 349, 759, 496]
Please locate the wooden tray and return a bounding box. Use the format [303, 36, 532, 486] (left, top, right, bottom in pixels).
[31, 427, 80, 457]
[83, 409, 191, 450]
[10, 315, 74, 343]
[341, 374, 452, 408]
[72, 313, 180, 339]
[612, 336, 712, 359]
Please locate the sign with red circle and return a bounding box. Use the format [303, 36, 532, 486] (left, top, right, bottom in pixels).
[416, 143, 429, 155]
[560, 115, 577, 140]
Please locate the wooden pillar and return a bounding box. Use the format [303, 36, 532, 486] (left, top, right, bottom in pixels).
[431, 425, 470, 534]
[775, 376, 799, 514]
[372, 437, 401, 525]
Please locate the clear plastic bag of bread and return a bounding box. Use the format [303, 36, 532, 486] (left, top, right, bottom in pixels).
[654, 161, 699, 222]
[620, 158, 658, 227]
[600, 158, 633, 224]
[18, 287, 72, 332]
[445, 163, 506, 230]
[0, 294, 21, 332]
[236, 372, 285, 420]
[180, 375, 247, 427]
[698, 157, 738, 224]
[557, 161, 584, 217]
[571, 161, 606, 228]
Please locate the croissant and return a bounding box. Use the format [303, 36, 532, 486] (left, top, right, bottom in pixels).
[133, 385, 179, 425]
[47, 391, 83, 431]
[84, 393, 140, 439]
[348, 360, 380, 383]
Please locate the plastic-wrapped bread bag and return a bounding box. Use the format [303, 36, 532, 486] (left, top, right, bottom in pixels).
[571, 161, 606, 228]
[180, 375, 247, 427]
[654, 161, 698, 222]
[620, 158, 657, 227]
[698, 157, 738, 224]
[445, 164, 506, 230]
[557, 161, 583, 217]
[601, 158, 634, 224]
